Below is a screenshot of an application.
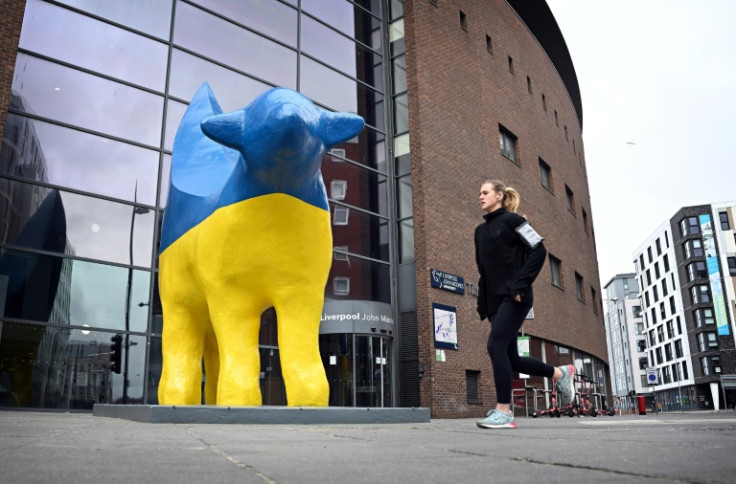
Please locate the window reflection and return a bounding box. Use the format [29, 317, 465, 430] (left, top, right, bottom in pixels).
[189, 0, 297, 47]
[174, 2, 296, 90]
[300, 56, 383, 125]
[0, 248, 150, 332]
[329, 202, 388, 262]
[327, 250, 390, 303]
[169, 49, 273, 111]
[302, 0, 382, 50]
[322, 157, 387, 216]
[12, 54, 164, 147]
[164, 100, 187, 152]
[301, 15, 382, 85]
[20, 0, 168, 91]
[55, 0, 173, 40]
[1, 114, 159, 205]
[0, 323, 146, 408]
[0, 180, 154, 267]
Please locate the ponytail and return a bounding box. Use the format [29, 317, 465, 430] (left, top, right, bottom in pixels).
[484, 179, 520, 213]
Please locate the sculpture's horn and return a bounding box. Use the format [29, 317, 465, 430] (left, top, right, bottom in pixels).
[320, 111, 365, 149]
[201, 110, 246, 151]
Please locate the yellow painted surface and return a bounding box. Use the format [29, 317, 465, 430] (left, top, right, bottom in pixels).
[158, 193, 331, 406]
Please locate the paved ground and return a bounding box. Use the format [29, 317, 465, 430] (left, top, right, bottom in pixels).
[1, 409, 735, 483]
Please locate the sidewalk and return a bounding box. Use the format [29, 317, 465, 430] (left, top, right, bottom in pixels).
[1, 409, 735, 483]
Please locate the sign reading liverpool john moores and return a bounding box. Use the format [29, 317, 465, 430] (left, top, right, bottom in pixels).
[320, 299, 394, 334]
[430, 269, 464, 295]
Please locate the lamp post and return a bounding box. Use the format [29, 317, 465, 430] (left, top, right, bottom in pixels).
[123, 182, 149, 403]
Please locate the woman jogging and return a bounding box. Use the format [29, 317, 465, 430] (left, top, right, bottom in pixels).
[474, 179, 574, 429]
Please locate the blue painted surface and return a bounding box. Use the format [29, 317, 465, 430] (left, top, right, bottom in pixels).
[160, 83, 364, 253]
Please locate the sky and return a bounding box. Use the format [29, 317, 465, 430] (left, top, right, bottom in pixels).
[545, 0, 736, 287]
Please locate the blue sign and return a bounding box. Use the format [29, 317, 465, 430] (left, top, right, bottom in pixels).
[430, 269, 465, 295]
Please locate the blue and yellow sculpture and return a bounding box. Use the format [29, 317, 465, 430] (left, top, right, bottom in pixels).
[158, 83, 364, 406]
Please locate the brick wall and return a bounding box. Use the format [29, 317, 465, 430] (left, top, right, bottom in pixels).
[0, 0, 25, 139]
[404, 0, 608, 417]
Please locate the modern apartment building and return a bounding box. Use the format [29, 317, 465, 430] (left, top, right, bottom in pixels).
[634, 203, 736, 410]
[0, 0, 608, 417]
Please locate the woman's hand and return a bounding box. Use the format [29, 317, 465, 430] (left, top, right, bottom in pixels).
[514, 294, 521, 302]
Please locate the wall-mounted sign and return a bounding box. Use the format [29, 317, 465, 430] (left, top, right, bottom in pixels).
[432, 302, 458, 350]
[646, 368, 659, 385]
[430, 269, 465, 295]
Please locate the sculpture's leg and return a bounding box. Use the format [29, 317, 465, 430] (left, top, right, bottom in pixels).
[209, 300, 262, 406]
[275, 294, 329, 406]
[202, 328, 219, 404]
[158, 306, 209, 405]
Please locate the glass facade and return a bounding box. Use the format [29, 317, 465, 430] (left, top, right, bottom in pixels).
[1, 0, 396, 409]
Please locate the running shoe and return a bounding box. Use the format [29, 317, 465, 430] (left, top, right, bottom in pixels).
[476, 409, 516, 429]
[555, 364, 575, 406]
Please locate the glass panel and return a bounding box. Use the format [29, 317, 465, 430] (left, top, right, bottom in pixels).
[392, 53, 407, 93]
[163, 99, 187, 152]
[302, 0, 382, 49]
[321, 333, 353, 406]
[0, 249, 150, 332]
[169, 49, 272, 110]
[159, 154, 171, 208]
[1, 114, 159, 205]
[55, 0, 173, 39]
[300, 56, 384, 122]
[20, 0, 168, 91]
[12, 54, 164, 147]
[327, 252, 390, 303]
[329, 203, 388, 262]
[398, 219, 414, 263]
[189, 0, 297, 46]
[0, 181, 155, 267]
[301, 15, 382, 88]
[396, 175, 412, 219]
[394, 92, 409, 134]
[323, 160, 387, 216]
[0, 323, 146, 408]
[174, 2, 296, 90]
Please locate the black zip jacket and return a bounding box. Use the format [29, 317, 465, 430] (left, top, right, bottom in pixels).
[474, 208, 547, 320]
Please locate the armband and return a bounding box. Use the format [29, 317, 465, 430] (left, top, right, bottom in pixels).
[515, 221, 544, 248]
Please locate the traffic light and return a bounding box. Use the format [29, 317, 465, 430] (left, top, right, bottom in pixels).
[110, 334, 123, 374]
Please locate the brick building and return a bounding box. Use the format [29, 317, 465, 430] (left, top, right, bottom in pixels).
[0, 0, 608, 417]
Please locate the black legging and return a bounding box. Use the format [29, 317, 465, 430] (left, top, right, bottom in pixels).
[488, 299, 555, 404]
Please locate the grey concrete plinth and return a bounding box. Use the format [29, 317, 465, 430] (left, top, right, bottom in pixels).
[92, 404, 430, 424]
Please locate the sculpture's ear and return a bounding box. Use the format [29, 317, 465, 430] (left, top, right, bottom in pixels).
[320, 111, 365, 149]
[201, 110, 247, 151]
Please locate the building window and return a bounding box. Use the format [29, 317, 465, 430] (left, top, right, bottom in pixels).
[701, 355, 721, 375]
[636, 323, 645, 336]
[582, 208, 588, 235]
[639, 357, 648, 370]
[527, 76, 532, 93]
[542, 93, 547, 111]
[680, 216, 701, 237]
[330, 148, 346, 162]
[574, 272, 584, 301]
[334, 245, 349, 262]
[655, 347, 662, 365]
[698, 332, 718, 351]
[539, 158, 552, 190]
[565, 185, 575, 214]
[564, 125, 568, 141]
[694, 307, 715, 327]
[549, 255, 562, 288]
[655, 238, 662, 256]
[654, 261, 660, 279]
[333, 277, 350, 296]
[499, 125, 518, 163]
[728, 256, 736, 276]
[485, 34, 493, 54]
[719, 211, 730, 230]
[669, 296, 675, 314]
[466, 370, 481, 403]
[590, 286, 597, 313]
[459, 10, 467, 31]
[683, 239, 704, 259]
[663, 254, 670, 272]
[508, 56, 514, 74]
[675, 339, 683, 358]
[633, 305, 642, 318]
[554, 110, 559, 126]
[330, 180, 347, 200]
[687, 261, 707, 281]
[647, 246, 653, 263]
[690, 285, 711, 304]
[333, 206, 350, 225]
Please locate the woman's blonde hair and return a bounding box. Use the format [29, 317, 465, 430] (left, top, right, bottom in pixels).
[484, 179, 520, 213]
